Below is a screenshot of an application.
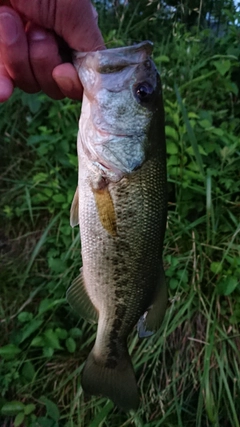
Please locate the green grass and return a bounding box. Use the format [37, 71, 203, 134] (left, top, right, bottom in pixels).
[1, 13, 240, 427]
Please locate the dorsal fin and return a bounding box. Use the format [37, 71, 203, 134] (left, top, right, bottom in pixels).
[70, 187, 79, 227]
[93, 187, 117, 237]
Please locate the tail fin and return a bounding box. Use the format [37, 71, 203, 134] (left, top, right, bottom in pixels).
[81, 349, 139, 411]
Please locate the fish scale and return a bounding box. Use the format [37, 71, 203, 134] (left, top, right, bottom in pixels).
[67, 41, 167, 411]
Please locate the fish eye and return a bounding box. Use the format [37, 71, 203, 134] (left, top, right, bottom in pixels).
[135, 83, 154, 102]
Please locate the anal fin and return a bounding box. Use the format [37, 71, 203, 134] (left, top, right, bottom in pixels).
[66, 268, 98, 323]
[137, 266, 168, 338]
[70, 187, 79, 227]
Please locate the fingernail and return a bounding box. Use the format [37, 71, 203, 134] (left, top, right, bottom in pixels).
[0, 13, 18, 44]
[29, 28, 47, 41]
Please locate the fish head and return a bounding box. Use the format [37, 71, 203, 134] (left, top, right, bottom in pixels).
[74, 41, 164, 182]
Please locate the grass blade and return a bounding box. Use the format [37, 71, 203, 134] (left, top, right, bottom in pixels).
[89, 401, 114, 427]
[20, 212, 61, 287]
[175, 84, 205, 177]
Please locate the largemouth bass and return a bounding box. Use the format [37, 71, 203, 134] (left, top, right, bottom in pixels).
[67, 41, 167, 411]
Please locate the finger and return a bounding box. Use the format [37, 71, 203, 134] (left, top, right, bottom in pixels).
[0, 7, 39, 93]
[59, 1, 105, 52]
[0, 51, 13, 102]
[9, 0, 105, 51]
[27, 23, 64, 100]
[52, 63, 83, 100]
[0, 1, 11, 6]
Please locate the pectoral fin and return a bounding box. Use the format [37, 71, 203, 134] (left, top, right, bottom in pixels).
[70, 187, 79, 227]
[66, 268, 98, 323]
[137, 267, 168, 338]
[93, 187, 117, 237]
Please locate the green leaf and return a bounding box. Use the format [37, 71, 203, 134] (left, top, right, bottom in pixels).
[31, 336, 45, 347]
[0, 344, 21, 360]
[1, 401, 25, 416]
[55, 328, 68, 339]
[20, 319, 43, 344]
[156, 55, 170, 63]
[69, 328, 83, 338]
[213, 59, 231, 76]
[21, 93, 42, 114]
[229, 309, 240, 324]
[177, 269, 188, 284]
[32, 172, 48, 183]
[165, 125, 179, 141]
[17, 311, 33, 323]
[210, 262, 222, 274]
[14, 412, 25, 427]
[186, 145, 207, 156]
[24, 403, 36, 415]
[188, 112, 199, 119]
[68, 153, 78, 167]
[44, 329, 62, 350]
[38, 299, 55, 315]
[40, 396, 60, 421]
[217, 276, 239, 295]
[167, 141, 179, 155]
[43, 188, 53, 198]
[211, 128, 224, 136]
[224, 81, 239, 95]
[52, 194, 66, 203]
[22, 361, 36, 381]
[199, 119, 212, 129]
[167, 155, 180, 166]
[43, 347, 54, 358]
[169, 278, 178, 290]
[48, 257, 66, 274]
[65, 337, 76, 353]
[172, 112, 180, 127]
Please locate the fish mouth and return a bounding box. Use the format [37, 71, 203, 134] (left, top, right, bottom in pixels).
[73, 41, 153, 73]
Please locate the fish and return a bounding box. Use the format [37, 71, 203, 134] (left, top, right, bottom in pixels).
[67, 41, 168, 411]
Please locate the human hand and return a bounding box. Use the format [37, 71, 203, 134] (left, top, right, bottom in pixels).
[0, 0, 105, 102]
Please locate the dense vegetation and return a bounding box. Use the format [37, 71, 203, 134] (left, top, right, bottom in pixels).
[0, 1, 240, 426]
